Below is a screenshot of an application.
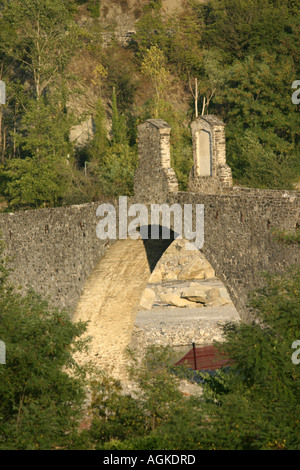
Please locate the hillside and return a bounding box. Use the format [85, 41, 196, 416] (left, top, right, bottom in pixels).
[0, 0, 299, 211]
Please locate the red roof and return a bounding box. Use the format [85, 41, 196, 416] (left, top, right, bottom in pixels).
[174, 344, 230, 371]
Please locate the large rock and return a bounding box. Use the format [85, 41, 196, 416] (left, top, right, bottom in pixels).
[163, 269, 181, 281]
[148, 268, 163, 284]
[160, 293, 196, 308]
[178, 257, 215, 281]
[181, 285, 220, 304]
[205, 298, 233, 307]
[219, 287, 232, 300]
[139, 288, 156, 310]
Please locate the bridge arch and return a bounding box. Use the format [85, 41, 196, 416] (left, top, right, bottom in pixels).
[72, 225, 182, 379]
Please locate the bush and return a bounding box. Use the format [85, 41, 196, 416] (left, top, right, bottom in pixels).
[0, 245, 90, 449]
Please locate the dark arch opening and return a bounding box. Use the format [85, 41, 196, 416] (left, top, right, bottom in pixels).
[140, 225, 181, 273]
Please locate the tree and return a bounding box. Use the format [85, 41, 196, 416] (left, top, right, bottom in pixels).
[197, 0, 292, 62]
[0, 243, 89, 449]
[214, 52, 300, 188]
[88, 345, 185, 449]
[91, 63, 108, 98]
[88, 97, 108, 160]
[95, 142, 138, 197]
[141, 46, 169, 118]
[111, 87, 127, 145]
[4, 92, 76, 208]
[0, 0, 81, 208]
[134, 1, 169, 58]
[0, 0, 76, 101]
[196, 266, 300, 450]
[196, 48, 228, 116]
[168, 8, 203, 76]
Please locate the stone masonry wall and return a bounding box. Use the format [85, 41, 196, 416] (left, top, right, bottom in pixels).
[0, 199, 119, 313]
[169, 189, 299, 321]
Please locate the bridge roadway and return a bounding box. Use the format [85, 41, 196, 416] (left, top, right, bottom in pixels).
[73, 237, 159, 380]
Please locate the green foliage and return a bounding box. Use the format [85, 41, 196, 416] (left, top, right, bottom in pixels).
[87, 0, 101, 18]
[86, 267, 300, 451]
[168, 8, 203, 79]
[127, 345, 184, 431]
[141, 46, 169, 119]
[197, 267, 300, 450]
[88, 345, 186, 449]
[207, 50, 300, 188]
[271, 228, 300, 246]
[231, 130, 298, 189]
[89, 372, 146, 445]
[111, 88, 127, 144]
[0, 0, 85, 208]
[5, 156, 65, 208]
[198, 0, 294, 61]
[134, 2, 169, 58]
[3, 93, 78, 208]
[95, 142, 138, 196]
[85, 95, 137, 197]
[0, 0, 76, 100]
[102, 47, 138, 113]
[0, 245, 89, 449]
[21, 96, 73, 160]
[88, 98, 108, 157]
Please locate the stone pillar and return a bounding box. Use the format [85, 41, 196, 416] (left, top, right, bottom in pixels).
[189, 115, 233, 194]
[134, 119, 178, 203]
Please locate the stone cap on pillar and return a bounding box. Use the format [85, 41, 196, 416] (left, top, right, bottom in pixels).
[144, 119, 171, 130]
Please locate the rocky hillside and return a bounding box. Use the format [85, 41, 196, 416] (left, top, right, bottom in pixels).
[76, 0, 191, 38]
[99, 0, 189, 31]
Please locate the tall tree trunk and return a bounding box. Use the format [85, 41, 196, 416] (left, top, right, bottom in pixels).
[201, 96, 206, 116]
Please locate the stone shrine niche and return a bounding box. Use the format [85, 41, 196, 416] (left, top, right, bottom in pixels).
[189, 115, 233, 194]
[196, 129, 212, 176]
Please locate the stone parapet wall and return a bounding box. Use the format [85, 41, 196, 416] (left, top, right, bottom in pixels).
[0, 199, 119, 313]
[188, 170, 233, 194]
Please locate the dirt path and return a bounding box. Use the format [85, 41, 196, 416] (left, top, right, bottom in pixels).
[73, 238, 152, 380]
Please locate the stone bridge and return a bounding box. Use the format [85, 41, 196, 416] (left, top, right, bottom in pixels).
[0, 117, 299, 377]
